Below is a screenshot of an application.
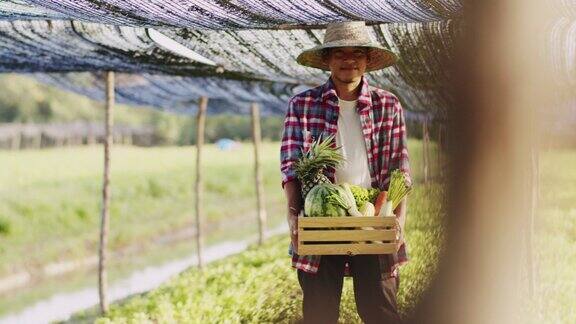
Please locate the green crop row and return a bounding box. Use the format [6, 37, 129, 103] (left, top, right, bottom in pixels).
[79, 184, 445, 323]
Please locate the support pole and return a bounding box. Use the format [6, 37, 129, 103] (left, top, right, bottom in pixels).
[34, 131, 41, 149]
[422, 118, 430, 184]
[251, 103, 267, 245]
[195, 96, 207, 269]
[438, 124, 444, 178]
[11, 130, 21, 150]
[98, 71, 114, 314]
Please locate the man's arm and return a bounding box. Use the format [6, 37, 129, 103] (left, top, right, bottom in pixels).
[284, 180, 303, 253]
[280, 98, 304, 252]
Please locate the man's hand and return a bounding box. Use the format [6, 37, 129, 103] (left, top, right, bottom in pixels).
[288, 212, 299, 254]
[393, 217, 403, 251]
[392, 198, 407, 252]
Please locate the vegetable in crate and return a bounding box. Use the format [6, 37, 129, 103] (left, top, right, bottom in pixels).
[367, 188, 380, 205]
[348, 184, 379, 209]
[374, 190, 388, 216]
[379, 170, 413, 216]
[294, 135, 344, 199]
[304, 184, 348, 217]
[337, 183, 363, 216]
[359, 202, 375, 216]
[359, 201, 377, 243]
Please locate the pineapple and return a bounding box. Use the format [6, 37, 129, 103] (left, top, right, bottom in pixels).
[294, 134, 344, 199]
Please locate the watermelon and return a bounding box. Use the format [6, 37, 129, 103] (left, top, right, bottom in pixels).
[304, 184, 347, 217]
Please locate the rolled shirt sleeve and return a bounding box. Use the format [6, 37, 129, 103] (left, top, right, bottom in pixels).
[388, 98, 412, 186]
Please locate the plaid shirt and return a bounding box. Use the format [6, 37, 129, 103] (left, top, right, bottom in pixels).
[280, 75, 411, 278]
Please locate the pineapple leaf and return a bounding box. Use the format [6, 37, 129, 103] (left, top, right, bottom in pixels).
[294, 134, 344, 185]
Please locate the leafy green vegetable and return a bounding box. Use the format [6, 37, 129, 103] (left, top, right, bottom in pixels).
[388, 169, 413, 210]
[349, 184, 380, 209]
[338, 183, 363, 216]
[368, 188, 380, 204]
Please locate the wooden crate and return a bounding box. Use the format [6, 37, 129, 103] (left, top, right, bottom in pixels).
[297, 216, 399, 256]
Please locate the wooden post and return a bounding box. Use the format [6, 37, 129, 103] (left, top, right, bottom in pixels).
[195, 96, 207, 269]
[11, 132, 21, 150]
[98, 71, 114, 314]
[34, 132, 41, 149]
[437, 124, 444, 178]
[88, 133, 96, 145]
[251, 103, 267, 245]
[422, 118, 430, 184]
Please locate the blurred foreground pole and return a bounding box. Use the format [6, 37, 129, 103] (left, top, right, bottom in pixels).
[410, 1, 552, 323]
[251, 103, 267, 245]
[195, 96, 207, 269]
[98, 71, 114, 314]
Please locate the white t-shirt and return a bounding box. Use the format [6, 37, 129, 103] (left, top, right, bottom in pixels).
[334, 98, 372, 188]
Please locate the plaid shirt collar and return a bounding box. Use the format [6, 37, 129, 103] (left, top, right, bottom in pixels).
[321, 75, 372, 113]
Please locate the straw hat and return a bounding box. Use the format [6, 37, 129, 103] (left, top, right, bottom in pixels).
[296, 21, 397, 72]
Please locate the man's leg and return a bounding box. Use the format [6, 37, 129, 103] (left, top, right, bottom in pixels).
[297, 255, 346, 324]
[350, 255, 402, 324]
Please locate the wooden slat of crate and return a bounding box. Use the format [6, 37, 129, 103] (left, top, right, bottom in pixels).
[298, 216, 396, 228]
[298, 243, 398, 255]
[299, 229, 396, 242]
[297, 216, 399, 256]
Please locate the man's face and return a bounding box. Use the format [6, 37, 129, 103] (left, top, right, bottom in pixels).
[324, 47, 369, 84]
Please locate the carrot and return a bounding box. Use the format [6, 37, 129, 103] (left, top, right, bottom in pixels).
[374, 191, 388, 216]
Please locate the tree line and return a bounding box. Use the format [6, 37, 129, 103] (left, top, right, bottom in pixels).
[0, 74, 284, 146]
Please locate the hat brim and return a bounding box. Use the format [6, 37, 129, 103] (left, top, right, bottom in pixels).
[296, 42, 397, 72]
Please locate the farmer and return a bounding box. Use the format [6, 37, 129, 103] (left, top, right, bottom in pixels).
[280, 21, 411, 323]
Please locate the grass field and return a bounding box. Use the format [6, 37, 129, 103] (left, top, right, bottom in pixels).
[0, 139, 438, 317]
[529, 148, 576, 322]
[0, 138, 436, 278]
[0, 142, 286, 278]
[2, 141, 574, 323]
